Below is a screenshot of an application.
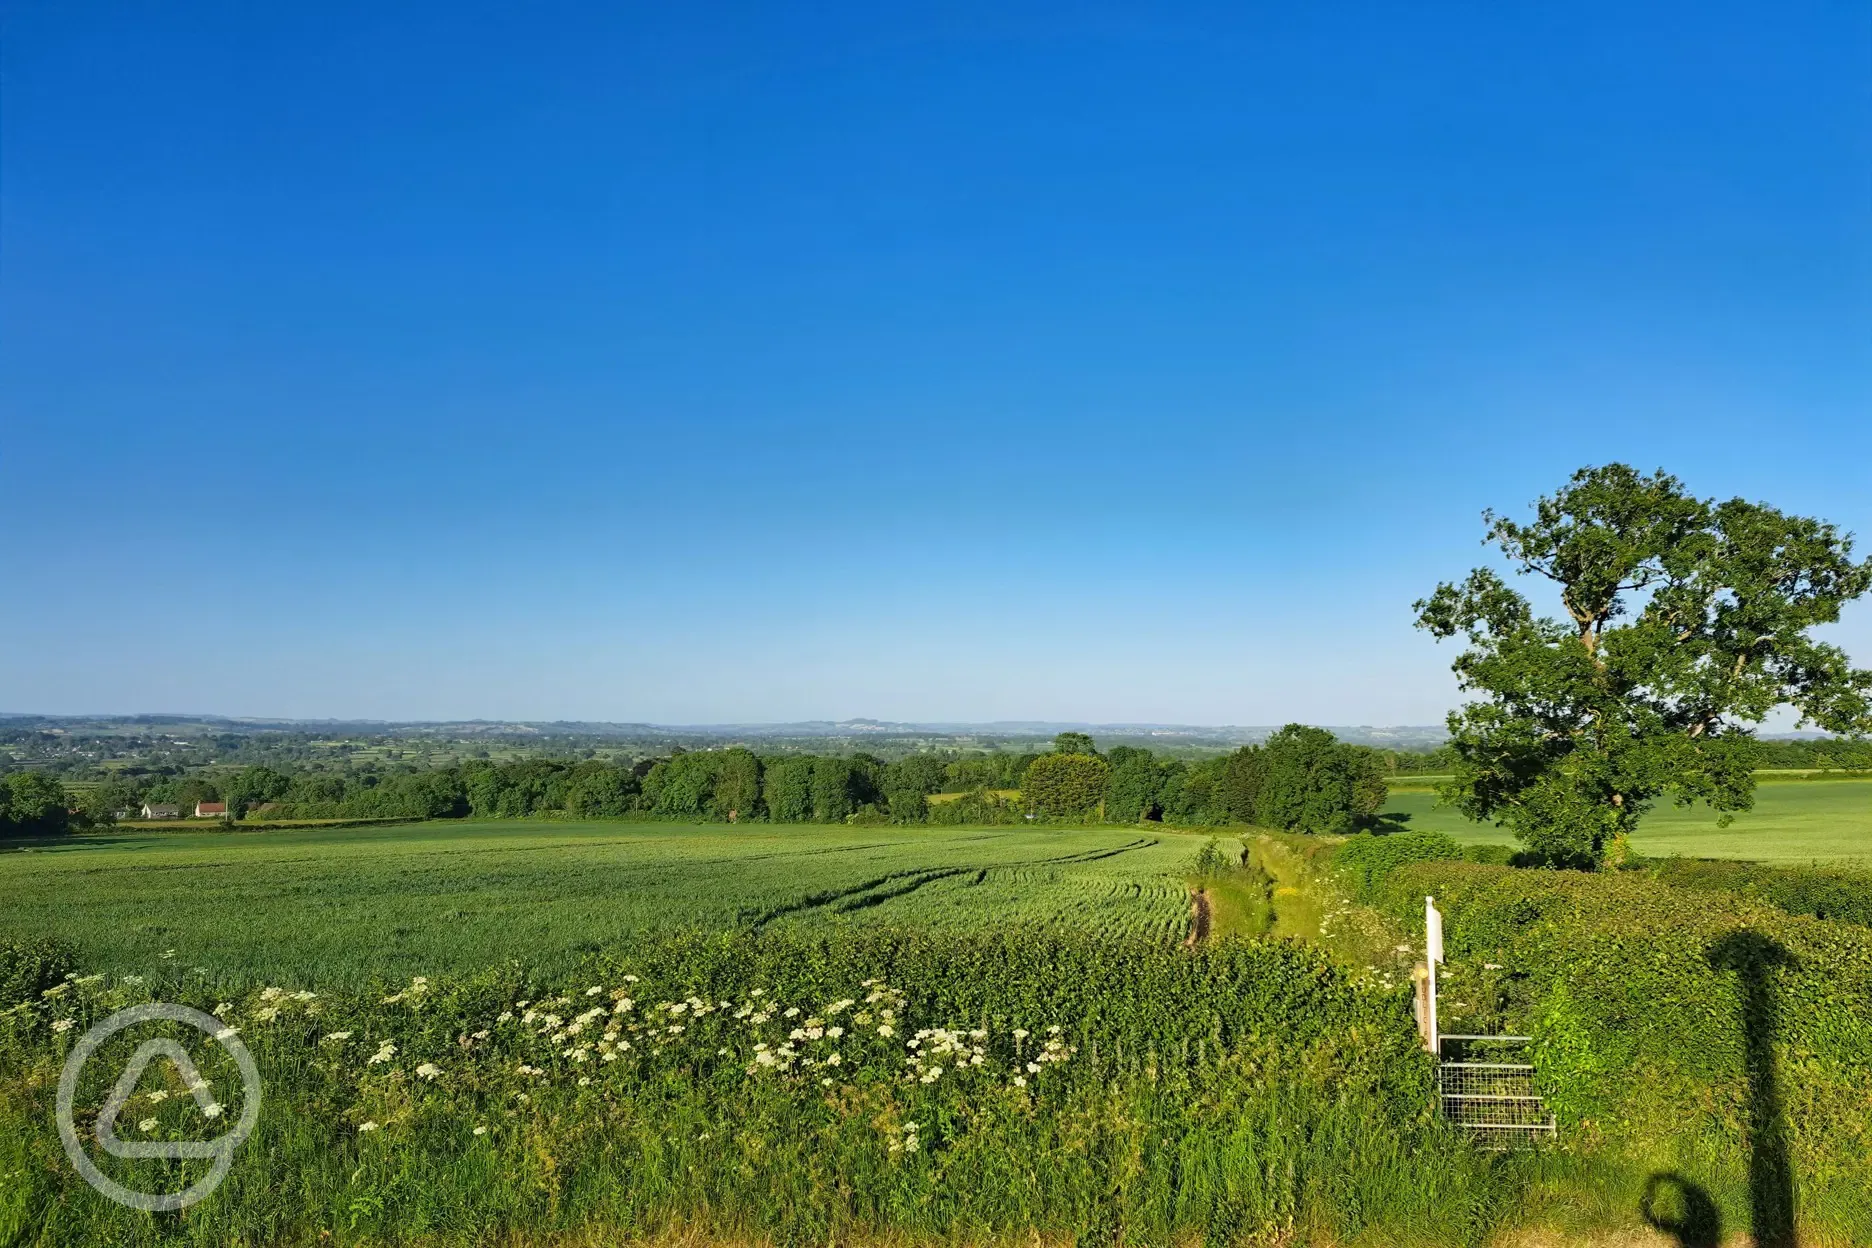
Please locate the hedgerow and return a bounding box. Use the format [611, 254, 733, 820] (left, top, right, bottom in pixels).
[1331, 830, 1464, 898]
[1645, 857, 1872, 929]
[1374, 862, 1872, 1238]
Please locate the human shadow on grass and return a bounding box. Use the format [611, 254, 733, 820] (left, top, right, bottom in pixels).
[1640, 1172, 1722, 1248]
[1708, 929, 1799, 1248]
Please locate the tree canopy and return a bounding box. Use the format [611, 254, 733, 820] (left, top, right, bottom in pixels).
[1416, 464, 1872, 868]
[0, 726, 1399, 834]
[0, 772, 70, 838]
[1021, 752, 1111, 817]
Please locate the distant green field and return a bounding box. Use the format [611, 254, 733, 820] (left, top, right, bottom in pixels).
[1383, 777, 1872, 864]
[0, 822, 1201, 986]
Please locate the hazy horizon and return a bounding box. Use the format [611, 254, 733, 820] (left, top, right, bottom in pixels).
[0, 709, 1838, 741]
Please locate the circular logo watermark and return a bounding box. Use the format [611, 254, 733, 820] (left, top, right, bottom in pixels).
[56, 1003, 263, 1210]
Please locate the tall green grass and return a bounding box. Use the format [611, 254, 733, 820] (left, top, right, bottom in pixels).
[4, 930, 1530, 1248]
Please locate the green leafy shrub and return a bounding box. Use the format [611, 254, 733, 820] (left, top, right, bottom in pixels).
[1331, 830, 1463, 897]
[1373, 861, 1872, 1234]
[1022, 753, 1110, 819]
[924, 789, 1025, 825]
[1253, 725, 1389, 833]
[1646, 858, 1872, 929]
[1191, 838, 1230, 877]
[0, 937, 75, 1009]
[0, 772, 72, 838]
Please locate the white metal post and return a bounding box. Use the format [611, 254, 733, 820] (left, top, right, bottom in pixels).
[1425, 895, 1444, 1056]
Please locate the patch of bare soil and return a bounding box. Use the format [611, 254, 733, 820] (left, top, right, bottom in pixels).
[1184, 887, 1212, 946]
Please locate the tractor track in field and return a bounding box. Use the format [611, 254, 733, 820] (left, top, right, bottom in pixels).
[746, 836, 1163, 931]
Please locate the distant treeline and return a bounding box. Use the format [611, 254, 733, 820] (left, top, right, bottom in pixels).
[45, 726, 1388, 835]
[21, 724, 1859, 841]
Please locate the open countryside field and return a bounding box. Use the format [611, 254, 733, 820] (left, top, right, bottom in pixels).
[7, 816, 1872, 1244]
[1383, 776, 1872, 863]
[0, 822, 1201, 987]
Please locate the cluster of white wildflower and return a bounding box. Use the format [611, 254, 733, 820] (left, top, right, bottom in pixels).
[247, 985, 322, 1025]
[1317, 900, 1355, 938]
[857, 980, 906, 1036]
[904, 1027, 985, 1084]
[9, 958, 1118, 1175]
[150, 969, 1081, 1148]
[735, 984, 899, 1075]
[380, 976, 431, 1006]
[888, 1119, 920, 1155]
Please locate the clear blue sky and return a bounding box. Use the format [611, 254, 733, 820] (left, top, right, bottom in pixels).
[3, 2, 1868, 725]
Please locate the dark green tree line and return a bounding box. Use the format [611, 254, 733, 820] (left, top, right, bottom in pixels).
[8, 725, 1396, 834]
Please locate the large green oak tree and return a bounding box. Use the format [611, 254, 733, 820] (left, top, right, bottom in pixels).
[1416, 464, 1872, 868]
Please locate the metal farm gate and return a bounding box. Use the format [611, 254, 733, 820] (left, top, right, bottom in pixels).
[1421, 898, 1556, 1148]
[1436, 1034, 1556, 1145]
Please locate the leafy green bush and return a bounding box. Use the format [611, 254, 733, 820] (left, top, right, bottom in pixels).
[1253, 725, 1389, 833]
[0, 772, 72, 837]
[1021, 752, 1109, 818]
[1331, 830, 1463, 897]
[0, 937, 75, 1009]
[1191, 838, 1232, 877]
[1646, 858, 1872, 929]
[924, 789, 1025, 825]
[1373, 861, 1872, 1235]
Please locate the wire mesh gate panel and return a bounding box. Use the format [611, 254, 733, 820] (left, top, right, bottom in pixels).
[1436, 1035, 1556, 1145]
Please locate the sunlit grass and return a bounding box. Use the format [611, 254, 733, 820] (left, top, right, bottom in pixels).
[0, 823, 1197, 987]
[1382, 779, 1872, 864]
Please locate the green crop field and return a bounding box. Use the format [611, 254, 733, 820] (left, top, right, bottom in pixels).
[8, 822, 1522, 1248]
[8, 815, 1872, 1244]
[1382, 776, 1872, 864]
[0, 822, 1202, 988]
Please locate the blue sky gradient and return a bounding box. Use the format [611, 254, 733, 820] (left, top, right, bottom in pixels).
[4, 2, 1868, 723]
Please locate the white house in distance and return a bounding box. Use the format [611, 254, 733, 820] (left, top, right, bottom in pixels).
[195, 801, 228, 818]
[140, 802, 181, 819]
